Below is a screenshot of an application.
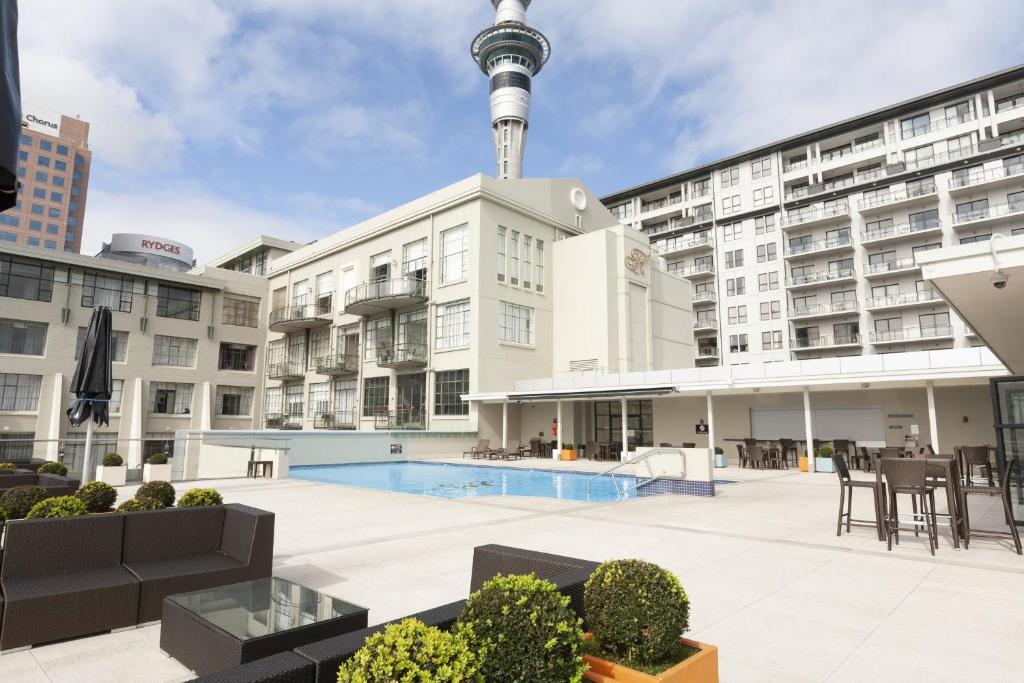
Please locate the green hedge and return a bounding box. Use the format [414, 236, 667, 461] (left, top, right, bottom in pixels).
[338, 618, 479, 682]
[177, 488, 222, 507]
[0, 485, 50, 519]
[118, 496, 165, 512]
[137, 481, 175, 507]
[38, 461, 69, 476]
[102, 453, 124, 467]
[75, 481, 118, 513]
[27, 495, 89, 519]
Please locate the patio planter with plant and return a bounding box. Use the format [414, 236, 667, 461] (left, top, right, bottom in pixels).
[38, 461, 68, 476]
[96, 452, 127, 486]
[561, 442, 578, 461]
[118, 496, 165, 512]
[143, 453, 171, 483]
[0, 462, 16, 472]
[713, 446, 727, 468]
[137, 480, 176, 507]
[177, 487, 223, 507]
[338, 618, 480, 682]
[815, 446, 835, 473]
[582, 559, 718, 682]
[75, 481, 118, 513]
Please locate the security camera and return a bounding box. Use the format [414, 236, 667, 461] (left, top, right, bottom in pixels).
[991, 271, 1008, 290]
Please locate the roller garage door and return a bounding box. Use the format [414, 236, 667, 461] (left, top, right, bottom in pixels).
[751, 406, 885, 442]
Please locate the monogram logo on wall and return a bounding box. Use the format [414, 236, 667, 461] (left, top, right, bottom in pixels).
[624, 248, 651, 275]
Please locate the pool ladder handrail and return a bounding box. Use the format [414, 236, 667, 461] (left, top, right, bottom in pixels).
[584, 448, 687, 500]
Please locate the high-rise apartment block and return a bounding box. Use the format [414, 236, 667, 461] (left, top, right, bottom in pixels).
[602, 66, 1024, 366]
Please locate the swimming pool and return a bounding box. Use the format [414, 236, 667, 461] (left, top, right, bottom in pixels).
[290, 461, 637, 503]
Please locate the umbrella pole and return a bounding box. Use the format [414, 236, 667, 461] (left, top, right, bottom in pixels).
[82, 418, 94, 484]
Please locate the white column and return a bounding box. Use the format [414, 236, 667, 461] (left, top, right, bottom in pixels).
[45, 373, 63, 461]
[127, 378, 144, 469]
[555, 400, 562, 459]
[926, 380, 939, 454]
[620, 398, 628, 461]
[502, 400, 508, 450]
[988, 90, 999, 136]
[706, 391, 715, 461]
[200, 381, 212, 431]
[803, 387, 815, 473]
[975, 93, 987, 140]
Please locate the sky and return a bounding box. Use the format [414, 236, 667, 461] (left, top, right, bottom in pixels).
[18, 0, 1024, 262]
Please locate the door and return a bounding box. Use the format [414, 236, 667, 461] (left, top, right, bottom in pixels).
[992, 377, 1024, 524]
[396, 373, 426, 429]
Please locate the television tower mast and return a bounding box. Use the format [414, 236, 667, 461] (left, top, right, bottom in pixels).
[471, 1, 550, 179]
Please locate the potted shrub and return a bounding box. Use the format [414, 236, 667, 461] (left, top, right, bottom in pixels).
[75, 481, 118, 513]
[136, 480, 176, 507]
[143, 452, 171, 483]
[815, 445, 835, 473]
[0, 484, 50, 519]
[26, 495, 89, 519]
[456, 573, 586, 682]
[118, 496, 165, 512]
[561, 442, 578, 461]
[338, 618, 480, 682]
[0, 462, 18, 473]
[582, 559, 718, 682]
[38, 461, 69, 476]
[177, 487, 223, 507]
[713, 446, 727, 468]
[96, 453, 127, 486]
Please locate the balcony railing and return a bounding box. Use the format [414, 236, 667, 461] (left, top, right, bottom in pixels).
[691, 187, 711, 200]
[344, 277, 428, 314]
[858, 182, 937, 211]
[870, 325, 954, 343]
[949, 163, 1024, 190]
[784, 158, 812, 173]
[373, 409, 426, 431]
[264, 410, 303, 430]
[866, 257, 919, 275]
[782, 200, 849, 227]
[696, 347, 720, 358]
[376, 342, 428, 368]
[901, 112, 975, 140]
[692, 290, 717, 304]
[268, 299, 332, 329]
[784, 234, 853, 257]
[952, 201, 1024, 226]
[790, 334, 861, 349]
[861, 218, 941, 243]
[790, 300, 859, 318]
[820, 138, 884, 163]
[267, 360, 305, 380]
[657, 232, 713, 255]
[313, 410, 358, 430]
[995, 93, 1024, 113]
[693, 318, 718, 331]
[787, 267, 857, 287]
[866, 289, 940, 309]
[671, 261, 715, 277]
[641, 193, 682, 213]
[315, 353, 360, 376]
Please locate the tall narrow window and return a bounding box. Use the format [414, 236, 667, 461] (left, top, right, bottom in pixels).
[509, 231, 520, 285]
[535, 239, 544, 293]
[522, 235, 532, 288]
[440, 225, 468, 283]
[497, 227, 506, 282]
[436, 300, 471, 349]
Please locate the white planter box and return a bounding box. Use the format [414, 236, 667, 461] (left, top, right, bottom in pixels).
[142, 463, 172, 483]
[95, 465, 127, 487]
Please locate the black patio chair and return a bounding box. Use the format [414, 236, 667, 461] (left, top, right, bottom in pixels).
[832, 453, 884, 540]
[962, 456, 1022, 554]
[880, 458, 938, 556]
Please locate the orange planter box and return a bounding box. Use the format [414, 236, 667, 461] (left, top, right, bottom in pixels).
[560, 449, 577, 461]
[583, 638, 719, 683]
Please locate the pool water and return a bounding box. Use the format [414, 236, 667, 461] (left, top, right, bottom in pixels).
[290, 461, 637, 503]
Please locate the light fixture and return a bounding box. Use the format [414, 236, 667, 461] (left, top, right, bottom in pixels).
[861, 383, 870, 389]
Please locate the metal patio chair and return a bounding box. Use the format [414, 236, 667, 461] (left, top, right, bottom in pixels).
[832, 452, 884, 540]
[880, 458, 938, 556]
[961, 458, 1022, 555]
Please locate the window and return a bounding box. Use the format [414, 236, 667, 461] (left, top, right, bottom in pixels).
[535, 239, 544, 293]
[50, 191, 63, 202]
[400, 239, 427, 281]
[0, 374, 41, 411]
[398, 309, 428, 352]
[365, 316, 392, 361]
[436, 299, 471, 349]
[216, 386, 254, 416]
[285, 384, 304, 417]
[905, 143, 934, 167]
[757, 244, 777, 263]
[920, 312, 950, 333]
[751, 157, 772, 179]
[156, 284, 201, 321]
[308, 328, 331, 367]
[958, 234, 991, 245]
[521, 235, 532, 288]
[19, 133, 31, 146]
[44, 240, 57, 249]
[945, 101, 971, 123]
[1010, 190, 1024, 210]
[722, 222, 743, 241]
[30, 203, 43, 215]
[81, 272, 133, 312]
[308, 382, 330, 416]
[363, 377, 389, 417]
[333, 379, 357, 420]
[901, 112, 931, 138]
[760, 300, 781, 321]
[946, 133, 973, 159]
[762, 331, 783, 350]
[753, 187, 774, 206]
[152, 335, 197, 367]
[727, 305, 747, 324]
[46, 223, 59, 234]
[435, 369, 469, 416]
[726, 277, 745, 296]
[498, 301, 534, 345]
[440, 225, 468, 283]
[509, 231, 520, 285]
[0, 320, 47, 355]
[222, 297, 260, 327]
[497, 227, 506, 282]
[725, 249, 744, 269]
[693, 203, 713, 222]
[0, 255, 55, 302]
[291, 279, 310, 306]
[370, 252, 391, 282]
[218, 343, 256, 371]
[908, 209, 939, 231]
[76, 328, 127, 362]
[721, 167, 739, 188]
[52, 175, 65, 186]
[729, 334, 749, 353]
[264, 387, 282, 417]
[149, 382, 194, 415]
[758, 272, 779, 291]
[109, 379, 124, 414]
[755, 214, 776, 234]
[32, 187, 45, 199]
[34, 172, 47, 183]
[874, 316, 902, 335]
[39, 140, 52, 151]
[608, 202, 633, 220]
[56, 144, 68, 156]
[721, 194, 741, 215]
[47, 207, 60, 218]
[594, 400, 655, 448]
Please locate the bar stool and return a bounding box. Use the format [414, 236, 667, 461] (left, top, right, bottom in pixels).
[881, 458, 938, 555]
[832, 453, 884, 540]
[962, 458, 1022, 555]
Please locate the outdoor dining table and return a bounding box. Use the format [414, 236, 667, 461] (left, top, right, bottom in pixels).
[874, 454, 966, 549]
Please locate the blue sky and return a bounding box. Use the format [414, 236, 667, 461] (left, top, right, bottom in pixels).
[18, 0, 1024, 261]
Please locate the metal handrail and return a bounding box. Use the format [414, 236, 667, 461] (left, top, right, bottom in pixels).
[584, 447, 687, 499]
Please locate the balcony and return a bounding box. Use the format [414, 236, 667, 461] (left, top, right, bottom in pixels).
[860, 219, 942, 245]
[786, 267, 857, 290]
[696, 347, 720, 361]
[857, 182, 938, 213]
[995, 94, 1024, 115]
[315, 353, 360, 376]
[313, 410, 357, 430]
[790, 334, 862, 351]
[820, 138, 884, 165]
[268, 299, 333, 332]
[976, 130, 1024, 154]
[866, 288, 942, 311]
[952, 201, 1024, 230]
[693, 318, 718, 332]
[863, 257, 921, 278]
[692, 290, 717, 305]
[670, 262, 715, 279]
[870, 325, 955, 345]
[948, 163, 1024, 194]
[344, 277, 428, 316]
[641, 193, 682, 215]
[267, 361, 305, 381]
[782, 201, 849, 229]
[789, 300, 859, 321]
[265, 412, 303, 430]
[373, 409, 426, 431]
[784, 235, 854, 259]
[376, 342, 428, 369]
[657, 232, 713, 257]
[901, 112, 975, 140]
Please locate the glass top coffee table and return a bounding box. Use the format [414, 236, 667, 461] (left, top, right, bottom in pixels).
[160, 576, 368, 676]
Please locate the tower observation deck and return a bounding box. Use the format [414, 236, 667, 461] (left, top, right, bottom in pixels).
[470, 0, 550, 180]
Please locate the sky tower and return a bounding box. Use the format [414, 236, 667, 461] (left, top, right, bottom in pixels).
[471, 1, 551, 180]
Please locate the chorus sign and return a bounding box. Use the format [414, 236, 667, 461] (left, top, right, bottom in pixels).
[624, 248, 650, 275]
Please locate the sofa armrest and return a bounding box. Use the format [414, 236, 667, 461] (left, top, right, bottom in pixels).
[470, 544, 598, 592]
[221, 504, 275, 572]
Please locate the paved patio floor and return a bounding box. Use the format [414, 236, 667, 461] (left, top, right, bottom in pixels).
[2, 459, 1021, 682]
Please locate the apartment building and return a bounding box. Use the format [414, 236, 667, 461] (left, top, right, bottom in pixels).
[602, 65, 1024, 367]
[0, 241, 267, 474]
[1, 105, 91, 253]
[209, 235, 303, 277]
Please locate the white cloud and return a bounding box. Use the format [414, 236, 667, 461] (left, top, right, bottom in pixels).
[558, 153, 604, 177]
[294, 103, 425, 166]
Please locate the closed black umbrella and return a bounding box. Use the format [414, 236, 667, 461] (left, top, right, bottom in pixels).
[0, 0, 20, 212]
[68, 306, 113, 482]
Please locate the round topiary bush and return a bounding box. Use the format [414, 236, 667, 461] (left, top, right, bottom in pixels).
[136, 481, 175, 507]
[102, 453, 124, 467]
[0, 462, 16, 471]
[0, 485, 51, 519]
[26, 495, 89, 519]
[38, 461, 69, 476]
[177, 487, 222, 507]
[338, 618, 480, 683]
[117, 496, 165, 512]
[456, 573, 586, 683]
[75, 481, 118, 513]
[816, 445, 834, 458]
[584, 559, 690, 668]
[147, 453, 168, 465]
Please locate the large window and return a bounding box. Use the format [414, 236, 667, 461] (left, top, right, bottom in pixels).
[440, 224, 468, 283]
[148, 382, 194, 414]
[434, 369, 469, 416]
[222, 297, 259, 327]
[365, 315, 392, 361]
[402, 239, 427, 279]
[363, 377, 389, 417]
[152, 335, 197, 367]
[156, 284, 201, 321]
[0, 374, 42, 411]
[76, 328, 128, 362]
[309, 328, 331, 367]
[594, 400, 653, 449]
[0, 319, 47, 355]
[435, 299, 470, 349]
[308, 382, 330, 416]
[81, 272, 133, 312]
[264, 387, 282, 417]
[216, 386, 254, 416]
[218, 343, 256, 371]
[285, 384, 304, 416]
[0, 255, 55, 302]
[399, 308, 429, 349]
[498, 301, 534, 345]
